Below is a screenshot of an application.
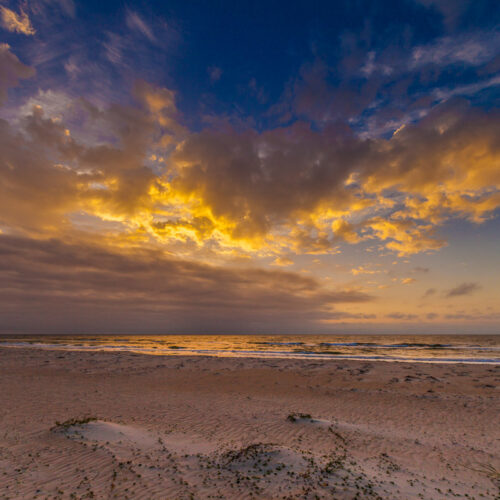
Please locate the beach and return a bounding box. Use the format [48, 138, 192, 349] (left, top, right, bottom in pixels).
[0, 346, 499, 499]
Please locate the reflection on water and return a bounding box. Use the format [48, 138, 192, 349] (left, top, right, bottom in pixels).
[0, 334, 499, 364]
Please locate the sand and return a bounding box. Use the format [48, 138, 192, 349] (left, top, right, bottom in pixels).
[0, 347, 499, 499]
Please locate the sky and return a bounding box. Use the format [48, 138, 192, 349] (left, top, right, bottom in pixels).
[0, 0, 499, 334]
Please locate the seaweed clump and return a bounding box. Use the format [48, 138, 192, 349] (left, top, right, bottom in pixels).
[51, 416, 97, 431]
[286, 413, 313, 423]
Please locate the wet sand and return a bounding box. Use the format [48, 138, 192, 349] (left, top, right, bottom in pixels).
[0, 347, 499, 499]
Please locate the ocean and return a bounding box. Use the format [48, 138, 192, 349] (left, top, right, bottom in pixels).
[0, 334, 499, 364]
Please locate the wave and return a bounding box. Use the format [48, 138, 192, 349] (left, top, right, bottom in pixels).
[1, 341, 499, 364]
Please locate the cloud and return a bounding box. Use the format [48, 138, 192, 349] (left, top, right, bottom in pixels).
[364, 218, 446, 256]
[208, 66, 222, 83]
[0, 234, 373, 333]
[126, 10, 155, 42]
[350, 266, 379, 276]
[289, 59, 377, 123]
[50, 0, 76, 18]
[401, 277, 416, 285]
[134, 80, 187, 141]
[432, 75, 500, 102]
[30, 0, 76, 18]
[332, 219, 361, 243]
[0, 44, 36, 104]
[19, 89, 73, 119]
[169, 121, 364, 243]
[0, 39, 497, 267]
[0, 92, 163, 231]
[168, 99, 499, 256]
[386, 313, 419, 320]
[271, 256, 294, 267]
[362, 100, 500, 222]
[423, 288, 436, 297]
[414, 0, 471, 30]
[446, 282, 481, 297]
[444, 312, 500, 321]
[278, 23, 499, 140]
[411, 32, 500, 68]
[0, 6, 35, 35]
[2, 84, 498, 263]
[413, 266, 429, 273]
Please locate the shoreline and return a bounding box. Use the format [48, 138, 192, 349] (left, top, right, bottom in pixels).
[1, 342, 499, 365]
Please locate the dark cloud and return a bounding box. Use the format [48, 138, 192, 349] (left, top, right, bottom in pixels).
[285, 59, 382, 124]
[0, 44, 35, 104]
[386, 313, 419, 320]
[0, 234, 373, 333]
[171, 120, 372, 239]
[444, 312, 500, 320]
[413, 266, 430, 273]
[446, 282, 481, 297]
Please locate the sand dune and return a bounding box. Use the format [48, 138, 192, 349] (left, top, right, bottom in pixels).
[0, 347, 499, 499]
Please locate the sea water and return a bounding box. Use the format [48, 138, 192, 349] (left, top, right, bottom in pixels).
[1, 334, 499, 364]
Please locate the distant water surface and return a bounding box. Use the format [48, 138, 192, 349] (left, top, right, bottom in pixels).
[1, 334, 499, 364]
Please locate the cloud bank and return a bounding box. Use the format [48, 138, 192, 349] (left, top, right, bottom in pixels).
[0, 234, 372, 333]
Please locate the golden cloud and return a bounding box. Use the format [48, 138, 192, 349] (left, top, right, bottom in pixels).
[0, 6, 35, 35]
[0, 58, 498, 265]
[271, 256, 294, 267]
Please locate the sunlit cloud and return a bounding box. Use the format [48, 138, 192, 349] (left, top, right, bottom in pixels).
[401, 278, 416, 285]
[2, 72, 498, 264]
[351, 266, 379, 276]
[271, 256, 294, 267]
[0, 6, 35, 35]
[332, 219, 361, 243]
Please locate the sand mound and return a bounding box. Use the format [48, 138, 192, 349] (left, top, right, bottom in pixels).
[58, 419, 217, 455]
[64, 420, 159, 449]
[50, 420, 375, 498]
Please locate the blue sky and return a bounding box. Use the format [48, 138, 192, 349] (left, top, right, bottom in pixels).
[4, 0, 499, 130]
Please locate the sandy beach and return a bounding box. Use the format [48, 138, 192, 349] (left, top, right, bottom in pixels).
[0, 347, 499, 499]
